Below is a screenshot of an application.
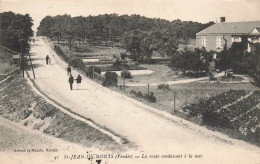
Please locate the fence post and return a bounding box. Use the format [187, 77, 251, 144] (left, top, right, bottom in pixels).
[123, 74, 125, 92]
[92, 66, 94, 79]
[147, 83, 150, 99]
[173, 91, 176, 113]
[28, 52, 35, 79]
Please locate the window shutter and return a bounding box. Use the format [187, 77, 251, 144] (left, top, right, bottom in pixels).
[216, 37, 218, 48]
[220, 37, 222, 48]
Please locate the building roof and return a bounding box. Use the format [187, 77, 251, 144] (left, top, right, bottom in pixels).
[197, 20, 260, 35]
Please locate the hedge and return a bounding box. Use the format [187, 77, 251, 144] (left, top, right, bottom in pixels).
[54, 45, 70, 62]
[102, 71, 118, 87]
[121, 69, 132, 79]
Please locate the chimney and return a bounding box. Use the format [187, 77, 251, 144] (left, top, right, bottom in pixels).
[220, 17, 225, 23]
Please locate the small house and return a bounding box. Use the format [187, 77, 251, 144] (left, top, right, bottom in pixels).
[196, 18, 260, 52]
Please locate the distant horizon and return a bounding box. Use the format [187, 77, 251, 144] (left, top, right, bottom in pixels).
[1, 0, 260, 34]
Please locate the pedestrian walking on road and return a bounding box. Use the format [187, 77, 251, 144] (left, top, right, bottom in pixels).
[75, 74, 82, 90]
[68, 74, 74, 90]
[67, 65, 71, 75]
[46, 55, 50, 65]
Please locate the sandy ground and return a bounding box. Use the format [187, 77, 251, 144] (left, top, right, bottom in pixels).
[101, 70, 154, 76]
[20, 37, 260, 163]
[0, 116, 109, 164]
[125, 72, 225, 86]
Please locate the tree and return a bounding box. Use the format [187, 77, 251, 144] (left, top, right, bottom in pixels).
[37, 16, 54, 37]
[170, 47, 191, 74]
[229, 42, 248, 74]
[0, 12, 33, 53]
[194, 47, 213, 73]
[150, 28, 179, 61]
[170, 47, 213, 75]
[215, 46, 231, 75]
[122, 29, 143, 62]
[122, 29, 154, 62]
[247, 43, 260, 86]
[37, 13, 212, 45]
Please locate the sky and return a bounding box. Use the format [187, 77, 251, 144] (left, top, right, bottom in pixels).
[1, 0, 260, 34]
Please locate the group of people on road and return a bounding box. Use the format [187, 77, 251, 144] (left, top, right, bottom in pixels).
[45, 55, 83, 90]
[67, 65, 82, 90]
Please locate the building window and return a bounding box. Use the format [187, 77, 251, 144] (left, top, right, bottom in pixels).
[252, 37, 259, 43]
[232, 36, 241, 43]
[216, 36, 222, 49]
[202, 37, 207, 47]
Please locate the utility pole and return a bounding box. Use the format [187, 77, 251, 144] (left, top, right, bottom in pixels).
[123, 75, 125, 92]
[147, 83, 150, 99]
[19, 38, 24, 78]
[173, 91, 176, 113]
[92, 65, 94, 79]
[123, 67, 126, 92]
[27, 49, 35, 79]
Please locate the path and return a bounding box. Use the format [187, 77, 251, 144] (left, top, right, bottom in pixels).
[26, 37, 260, 163]
[126, 72, 225, 87]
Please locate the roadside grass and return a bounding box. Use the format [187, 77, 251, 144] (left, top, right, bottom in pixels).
[112, 81, 260, 146]
[0, 73, 123, 151]
[118, 82, 259, 114]
[117, 64, 206, 85]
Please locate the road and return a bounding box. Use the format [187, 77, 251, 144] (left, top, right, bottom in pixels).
[26, 37, 260, 163]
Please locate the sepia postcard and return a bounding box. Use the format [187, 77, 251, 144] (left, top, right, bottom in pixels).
[0, 0, 260, 163]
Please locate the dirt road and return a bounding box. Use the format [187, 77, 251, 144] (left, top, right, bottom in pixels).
[26, 37, 260, 163]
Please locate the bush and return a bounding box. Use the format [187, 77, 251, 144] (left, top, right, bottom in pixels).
[136, 91, 143, 98]
[145, 92, 156, 102]
[69, 58, 85, 70]
[102, 71, 118, 87]
[129, 90, 156, 103]
[120, 52, 128, 60]
[157, 84, 170, 90]
[209, 72, 217, 81]
[227, 72, 233, 78]
[130, 90, 136, 95]
[112, 58, 127, 70]
[85, 66, 102, 77]
[121, 69, 132, 79]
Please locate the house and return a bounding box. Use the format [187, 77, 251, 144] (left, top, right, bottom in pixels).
[196, 18, 260, 52]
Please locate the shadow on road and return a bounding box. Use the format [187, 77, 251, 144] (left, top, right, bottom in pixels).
[31, 44, 43, 47]
[30, 58, 44, 61]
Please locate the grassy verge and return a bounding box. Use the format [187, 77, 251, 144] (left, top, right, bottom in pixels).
[109, 81, 260, 146]
[0, 73, 123, 151]
[117, 64, 207, 85]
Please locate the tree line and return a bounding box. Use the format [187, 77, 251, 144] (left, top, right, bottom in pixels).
[0, 11, 34, 53]
[37, 14, 214, 62]
[37, 14, 214, 42]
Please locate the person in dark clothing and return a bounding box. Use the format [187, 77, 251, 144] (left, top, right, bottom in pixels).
[67, 66, 71, 75]
[68, 74, 74, 90]
[75, 74, 82, 89]
[46, 55, 50, 65]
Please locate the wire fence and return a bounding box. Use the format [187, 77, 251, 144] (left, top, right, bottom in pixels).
[93, 72, 105, 81]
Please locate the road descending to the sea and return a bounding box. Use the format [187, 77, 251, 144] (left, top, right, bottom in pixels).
[25, 37, 260, 164]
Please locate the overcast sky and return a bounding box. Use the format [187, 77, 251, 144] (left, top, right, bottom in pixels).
[1, 0, 260, 33]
